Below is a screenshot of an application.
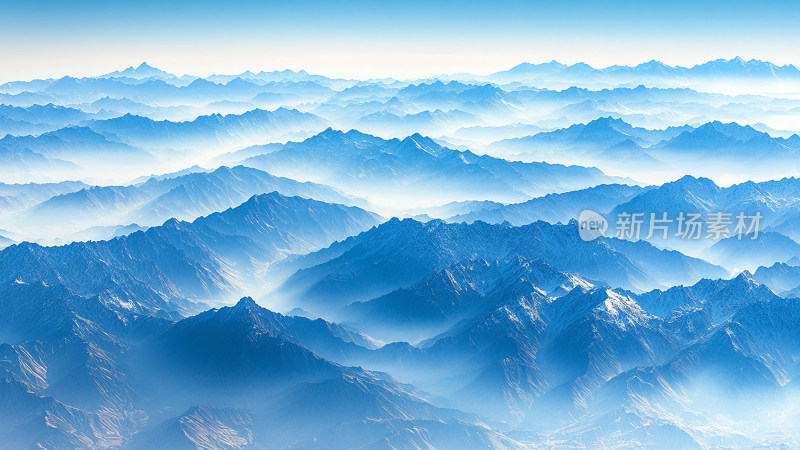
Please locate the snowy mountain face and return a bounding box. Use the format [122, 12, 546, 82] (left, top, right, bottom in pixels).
[1, 268, 796, 448]
[0, 290, 520, 449]
[345, 257, 597, 342]
[3, 59, 800, 448]
[303, 272, 796, 442]
[276, 218, 724, 315]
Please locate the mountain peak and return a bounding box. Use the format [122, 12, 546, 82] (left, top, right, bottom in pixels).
[161, 217, 183, 228]
[735, 270, 755, 281]
[249, 190, 285, 201]
[588, 116, 626, 127]
[671, 174, 718, 190]
[311, 127, 349, 142]
[233, 296, 259, 310]
[575, 116, 633, 140]
[638, 59, 668, 67]
[103, 62, 172, 79]
[726, 271, 763, 291]
[187, 78, 217, 88]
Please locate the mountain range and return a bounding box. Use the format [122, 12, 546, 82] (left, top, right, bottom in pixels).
[491, 117, 800, 171]
[239, 128, 628, 206]
[488, 57, 800, 86]
[85, 107, 329, 151]
[0, 283, 521, 449]
[2, 235, 795, 447]
[276, 218, 725, 318]
[6, 165, 364, 243]
[0, 192, 381, 318]
[448, 183, 646, 225]
[3, 59, 800, 448]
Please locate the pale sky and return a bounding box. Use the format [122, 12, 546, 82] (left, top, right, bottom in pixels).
[2, 0, 799, 81]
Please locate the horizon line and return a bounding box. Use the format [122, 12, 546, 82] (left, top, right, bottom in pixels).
[3, 56, 800, 85]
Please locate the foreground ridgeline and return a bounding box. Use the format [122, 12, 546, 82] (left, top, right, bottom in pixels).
[1, 267, 798, 447]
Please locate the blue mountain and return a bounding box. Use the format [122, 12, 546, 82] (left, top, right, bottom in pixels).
[242, 128, 626, 202]
[278, 218, 723, 316]
[448, 183, 645, 225]
[0, 192, 381, 316]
